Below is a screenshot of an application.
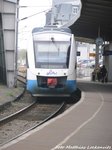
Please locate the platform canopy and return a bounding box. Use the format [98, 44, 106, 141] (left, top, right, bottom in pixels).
[70, 0, 112, 42]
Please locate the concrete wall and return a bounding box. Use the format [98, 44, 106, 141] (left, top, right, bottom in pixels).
[0, 13, 6, 84]
[0, 0, 18, 87]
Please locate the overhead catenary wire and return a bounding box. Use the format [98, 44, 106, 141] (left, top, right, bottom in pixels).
[19, 9, 51, 21]
[19, 5, 51, 8]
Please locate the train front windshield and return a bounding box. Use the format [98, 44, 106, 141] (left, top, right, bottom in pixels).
[34, 40, 70, 69]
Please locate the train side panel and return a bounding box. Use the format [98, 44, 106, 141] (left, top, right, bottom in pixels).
[67, 34, 77, 92]
[27, 34, 37, 93]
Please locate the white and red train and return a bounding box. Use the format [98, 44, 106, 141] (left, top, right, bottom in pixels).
[26, 26, 77, 97]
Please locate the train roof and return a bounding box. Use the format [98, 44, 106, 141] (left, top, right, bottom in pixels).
[32, 26, 71, 34]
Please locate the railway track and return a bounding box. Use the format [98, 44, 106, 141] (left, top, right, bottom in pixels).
[17, 72, 26, 85]
[0, 91, 35, 120]
[0, 71, 81, 146]
[0, 100, 66, 146]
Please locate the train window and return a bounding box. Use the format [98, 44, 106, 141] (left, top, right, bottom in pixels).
[33, 40, 70, 69]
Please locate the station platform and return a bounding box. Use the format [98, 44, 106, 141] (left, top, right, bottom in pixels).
[0, 83, 24, 107]
[0, 78, 112, 150]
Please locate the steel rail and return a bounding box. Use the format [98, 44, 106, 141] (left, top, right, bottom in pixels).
[17, 74, 26, 85]
[1, 101, 66, 146]
[0, 101, 36, 125]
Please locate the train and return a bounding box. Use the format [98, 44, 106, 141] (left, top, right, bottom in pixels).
[26, 26, 77, 97]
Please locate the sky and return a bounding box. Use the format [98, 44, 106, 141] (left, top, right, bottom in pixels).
[18, 0, 52, 49]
